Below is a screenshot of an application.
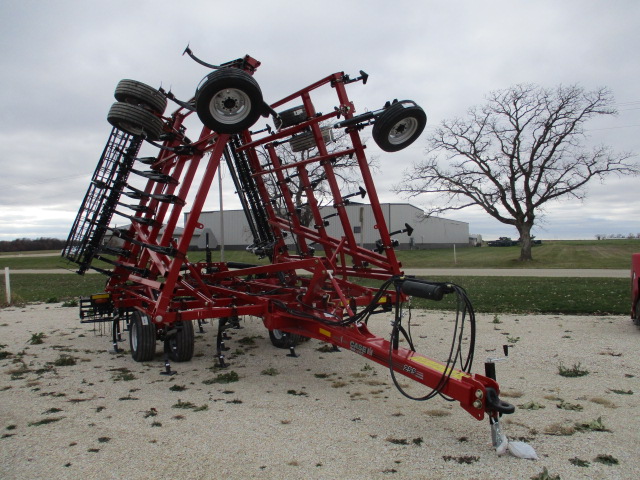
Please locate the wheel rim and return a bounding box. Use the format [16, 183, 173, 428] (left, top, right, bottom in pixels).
[387, 116, 419, 145]
[272, 329, 284, 340]
[209, 88, 251, 125]
[130, 323, 138, 351]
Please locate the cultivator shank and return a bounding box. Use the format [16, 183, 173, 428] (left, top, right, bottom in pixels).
[63, 52, 513, 427]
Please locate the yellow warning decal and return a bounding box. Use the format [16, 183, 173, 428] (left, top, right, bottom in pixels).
[319, 328, 331, 338]
[410, 355, 469, 381]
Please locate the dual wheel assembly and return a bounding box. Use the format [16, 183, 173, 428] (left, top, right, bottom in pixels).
[128, 311, 194, 363]
[106, 68, 427, 152]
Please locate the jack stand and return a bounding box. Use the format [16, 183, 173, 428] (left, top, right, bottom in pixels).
[287, 345, 298, 358]
[160, 338, 176, 376]
[331, 344, 341, 352]
[490, 416, 505, 449]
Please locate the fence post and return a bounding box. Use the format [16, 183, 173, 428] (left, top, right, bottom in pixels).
[4, 267, 10, 304]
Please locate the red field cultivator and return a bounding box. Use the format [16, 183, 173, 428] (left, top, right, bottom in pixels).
[62, 49, 514, 441]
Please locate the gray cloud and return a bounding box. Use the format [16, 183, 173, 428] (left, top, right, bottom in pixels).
[1, 0, 638, 240]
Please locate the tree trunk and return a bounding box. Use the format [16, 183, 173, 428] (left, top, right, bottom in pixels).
[517, 224, 533, 261]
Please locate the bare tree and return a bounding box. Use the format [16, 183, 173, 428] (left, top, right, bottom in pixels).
[395, 84, 638, 260]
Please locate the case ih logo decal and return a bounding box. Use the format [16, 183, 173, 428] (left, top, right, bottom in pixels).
[350, 341, 373, 357]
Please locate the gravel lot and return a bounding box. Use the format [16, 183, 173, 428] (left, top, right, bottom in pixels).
[0, 303, 638, 479]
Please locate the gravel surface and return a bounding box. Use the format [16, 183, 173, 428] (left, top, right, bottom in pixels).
[0, 303, 638, 479]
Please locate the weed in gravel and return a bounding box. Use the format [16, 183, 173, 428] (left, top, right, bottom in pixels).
[558, 362, 589, 377]
[169, 384, 187, 392]
[226, 399, 243, 404]
[386, 437, 409, 445]
[287, 389, 308, 396]
[331, 381, 348, 388]
[519, 401, 545, 410]
[491, 314, 502, 324]
[412, 437, 424, 446]
[0, 349, 12, 359]
[314, 373, 330, 379]
[575, 416, 610, 432]
[598, 350, 622, 357]
[261, 368, 279, 376]
[143, 408, 158, 418]
[203, 371, 239, 384]
[61, 299, 78, 308]
[151, 421, 162, 427]
[172, 399, 208, 411]
[43, 408, 63, 414]
[97, 437, 110, 443]
[506, 336, 520, 344]
[556, 400, 583, 411]
[29, 417, 63, 427]
[52, 355, 76, 367]
[118, 395, 139, 401]
[569, 457, 590, 467]
[29, 332, 46, 345]
[594, 454, 618, 465]
[110, 368, 135, 381]
[609, 388, 633, 395]
[531, 467, 560, 480]
[443, 455, 479, 464]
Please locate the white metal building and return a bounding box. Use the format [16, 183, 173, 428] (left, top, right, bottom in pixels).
[189, 203, 469, 250]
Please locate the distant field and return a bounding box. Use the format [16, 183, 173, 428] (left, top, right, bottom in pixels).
[0, 241, 635, 313]
[396, 239, 638, 269]
[0, 240, 637, 270]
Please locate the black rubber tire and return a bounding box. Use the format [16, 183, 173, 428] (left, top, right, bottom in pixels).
[268, 329, 305, 349]
[114, 79, 167, 115]
[129, 311, 157, 362]
[278, 105, 307, 128]
[372, 102, 427, 152]
[195, 68, 263, 134]
[168, 320, 195, 362]
[289, 127, 333, 152]
[107, 102, 164, 141]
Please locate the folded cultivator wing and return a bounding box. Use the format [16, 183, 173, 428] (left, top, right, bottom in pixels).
[63, 50, 514, 441]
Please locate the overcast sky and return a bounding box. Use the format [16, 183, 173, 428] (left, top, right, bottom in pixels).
[1, 0, 638, 241]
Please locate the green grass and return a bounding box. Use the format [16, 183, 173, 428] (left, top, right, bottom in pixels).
[409, 276, 628, 314]
[396, 239, 638, 269]
[0, 274, 107, 303]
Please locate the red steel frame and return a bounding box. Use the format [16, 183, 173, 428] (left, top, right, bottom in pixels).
[101, 57, 505, 421]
